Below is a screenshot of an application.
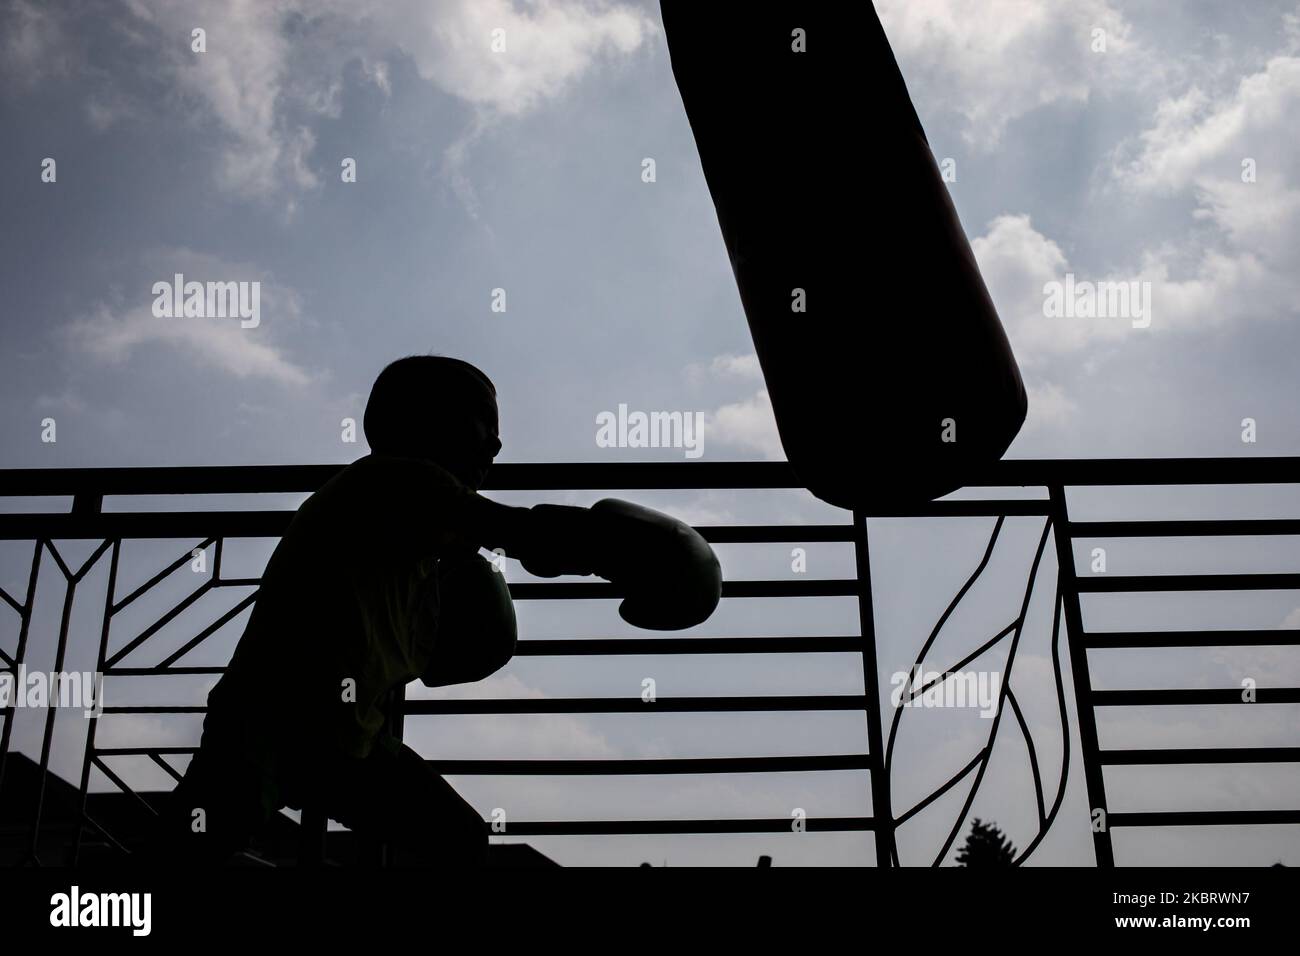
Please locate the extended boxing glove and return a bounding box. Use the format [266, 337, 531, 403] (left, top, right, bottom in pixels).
[519, 499, 722, 630]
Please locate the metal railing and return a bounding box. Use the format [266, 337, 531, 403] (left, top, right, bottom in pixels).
[0, 458, 1297, 866]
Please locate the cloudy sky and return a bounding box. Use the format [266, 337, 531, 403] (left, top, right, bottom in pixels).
[1, 0, 1298, 867]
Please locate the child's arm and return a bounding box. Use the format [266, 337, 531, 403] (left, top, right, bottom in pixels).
[366, 455, 722, 631]
[457, 497, 722, 631]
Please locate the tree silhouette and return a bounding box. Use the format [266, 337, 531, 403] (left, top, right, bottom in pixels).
[956, 818, 1016, 867]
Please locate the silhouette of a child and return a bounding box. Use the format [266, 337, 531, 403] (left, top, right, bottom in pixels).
[165, 356, 522, 866]
[161, 353, 722, 866]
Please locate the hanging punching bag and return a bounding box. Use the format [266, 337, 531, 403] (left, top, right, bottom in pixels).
[662, 2, 1027, 509]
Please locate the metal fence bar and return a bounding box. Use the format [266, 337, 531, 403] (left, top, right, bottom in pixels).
[424, 755, 873, 774]
[404, 695, 871, 715]
[1049, 484, 1115, 867]
[1070, 519, 1300, 537]
[3, 457, 1298, 867]
[1092, 689, 1300, 705]
[1107, 810, 1300, 827]
[73, 538, 120, 865]
[0, 541, 41, 813]
[1098, 748, 1300, 765]
[1077, 573, 1300, 593]
[476, 817, 875, 836]
[96, 695, 870, 715]
[511, 636, 865, 656]
[507, 580, 861, 600]
[2, 456, 1298, 496]
[1085, 629, 1300, 648]
[852, 511, 894, 867]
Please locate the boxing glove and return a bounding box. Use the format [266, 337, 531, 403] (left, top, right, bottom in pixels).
[421, 553, 517, 687]
[519, 499, 722, 630]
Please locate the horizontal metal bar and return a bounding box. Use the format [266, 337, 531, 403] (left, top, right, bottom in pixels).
[1077, 573, 1300, 592]
[0, 511, 1031, 543]
[1068, 518, 1300, 537]
[0, 514, 862, 542]
[0, 506, 1047, 541]
[1086, 629, 1300, 648]
[100, 695, 869, 716]
[0, 463, 805, 496]
[863, 500, 1050, 517]
[1099, 747, 1300, 764]
[478, 817, 874, 835]
[514, 636, 864, 656]
[87, 749, 872, 778]
[102, 667, 227, 676]
[1106, 810, 1300, 827]
[100, 638, 866, 671]
[404, 695, 868, 715]
[426, 754, 872, 774]
[0, 513, 293, 540]
[1092, 688, 1300, 705]
[992, 457, 1300, 486]
[1, 457, 1296, 498]
[486, 463, 804, 491]
[698, 524, 855, 543]
[508, 580, 859, 600]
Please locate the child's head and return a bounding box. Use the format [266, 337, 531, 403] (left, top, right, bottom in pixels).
[363, 355, 501, 488]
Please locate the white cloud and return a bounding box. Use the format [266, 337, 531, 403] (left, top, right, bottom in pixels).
[109, 0, 655, 201]
[382, 0, 652, 116]
[65, 249, 312, 386]
[34, 390, 87, 415]
[707, 388, 784, 461]
[0, 0, 71, 87]
[876, 1, 1300, 394]
[1113, 53, 1300, 267]
[688, 353, 784, 459]
[1095, 47, 1300, 346]
[971, 213, 1134, 364]
[967, 28, 1300, 410]
[686, 351, 763, 386]
[874, 0, 1139, 147]
[1021, 379, 1076, 432]
[119, 0, 318, 198]
[707, 353, 763, 380]
[85, 87, 142, 131]
[69, 303, 310, 386]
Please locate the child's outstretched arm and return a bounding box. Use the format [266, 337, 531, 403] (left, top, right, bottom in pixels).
[366, 455, 723, 631]
[457, 495, 722, 632]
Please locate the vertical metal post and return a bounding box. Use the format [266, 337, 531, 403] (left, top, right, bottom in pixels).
[74, 539, 120, 864]
[0, 541, 42, 806]
[30, 553, 78, 863]
[852, 511, 895, 867]
[1048, 485, 1115, 867]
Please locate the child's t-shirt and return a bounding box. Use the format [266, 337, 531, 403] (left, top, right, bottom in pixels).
[205, 454, 479, 769]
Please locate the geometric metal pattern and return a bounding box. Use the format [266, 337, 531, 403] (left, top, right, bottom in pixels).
[1, 458, 1298, 866]
[885, 516, 1070, 866]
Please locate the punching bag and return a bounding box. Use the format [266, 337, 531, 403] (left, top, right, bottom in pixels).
[662, 2, 1027, 509]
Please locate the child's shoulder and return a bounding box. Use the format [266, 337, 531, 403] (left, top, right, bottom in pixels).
[343, 454, 464, 490]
